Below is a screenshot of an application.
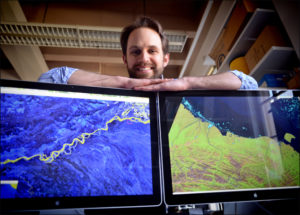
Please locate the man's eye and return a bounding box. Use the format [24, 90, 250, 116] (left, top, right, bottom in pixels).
[149, 49, 157, 54]
[131, 50, 141, 55]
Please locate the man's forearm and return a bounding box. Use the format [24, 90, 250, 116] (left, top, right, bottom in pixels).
[185, 72, 242, 90]
[134, 71, 258, 91]
[67, 69, 168, 89]
[67, 69, 127, 88]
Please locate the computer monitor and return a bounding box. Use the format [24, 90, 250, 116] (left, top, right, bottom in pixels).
[159, 90, 300, 206]
[0, 79, 161, 212]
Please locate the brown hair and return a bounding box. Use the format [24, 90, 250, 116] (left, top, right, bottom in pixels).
[120, 16, 169, 56]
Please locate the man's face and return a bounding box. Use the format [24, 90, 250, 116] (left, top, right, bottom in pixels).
[123, 27, 169, 79]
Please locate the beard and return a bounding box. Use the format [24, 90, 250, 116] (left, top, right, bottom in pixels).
[127, 63, 164, 79]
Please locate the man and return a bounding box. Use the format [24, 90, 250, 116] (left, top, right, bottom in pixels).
[39, 17, 258, 90]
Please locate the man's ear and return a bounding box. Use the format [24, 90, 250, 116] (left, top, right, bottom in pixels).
[122, 55, 128, 65]
[163, 53, 170, 68]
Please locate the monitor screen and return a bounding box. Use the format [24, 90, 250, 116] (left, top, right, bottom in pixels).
[159, 90, 300, 206]
[0, 79, 161, 211]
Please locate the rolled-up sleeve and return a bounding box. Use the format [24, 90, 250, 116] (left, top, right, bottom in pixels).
[38, 66, 78, 84]
[229, 70, 258, 90]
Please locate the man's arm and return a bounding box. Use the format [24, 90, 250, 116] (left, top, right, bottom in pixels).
[38, 67, 257, 90]
[38, 66, 167, 89]
[134, 71, 258, 91]
[68, 69, 168, 88]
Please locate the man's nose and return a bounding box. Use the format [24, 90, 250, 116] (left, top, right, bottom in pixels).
[139, 50, 150, 62]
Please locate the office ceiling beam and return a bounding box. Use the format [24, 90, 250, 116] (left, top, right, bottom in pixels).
[180, 0, 236, 77]
[0, 0, 48, 81]
[43, 53, 184, 66]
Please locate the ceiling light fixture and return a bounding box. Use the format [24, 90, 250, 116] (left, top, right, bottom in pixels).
[0, 21, 188, 53]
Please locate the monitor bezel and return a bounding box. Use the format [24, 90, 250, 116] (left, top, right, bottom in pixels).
[159, 90, 300, 206]
[0, 79, 162, 211]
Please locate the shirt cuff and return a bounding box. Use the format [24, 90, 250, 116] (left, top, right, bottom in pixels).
[38, 66, 78, 84]
[229, 70, 258, 90]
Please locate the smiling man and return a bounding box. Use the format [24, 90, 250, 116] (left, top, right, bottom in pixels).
[39, 17, 258, 90]
[121, 20, 169, 79]
[124, 27, 168, 79]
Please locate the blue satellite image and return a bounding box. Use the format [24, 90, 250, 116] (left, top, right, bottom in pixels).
[0, 92, 152, 198]
[182, 95, 300, 152]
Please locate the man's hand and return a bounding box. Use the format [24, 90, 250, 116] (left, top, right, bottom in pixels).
[121, 77, 170, 89]
[134, 78, 189, 91]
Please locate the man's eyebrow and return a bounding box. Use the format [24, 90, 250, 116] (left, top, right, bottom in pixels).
[129, 46, 141, 50]
[129, 45, 159, 50]
[148, 45, 159, 49]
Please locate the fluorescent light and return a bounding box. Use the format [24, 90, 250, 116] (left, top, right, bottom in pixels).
[0, 22, 188, 52]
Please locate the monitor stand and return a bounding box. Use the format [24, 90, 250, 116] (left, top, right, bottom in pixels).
[167, 203, 223, 215]
[167, 199, 299, 215]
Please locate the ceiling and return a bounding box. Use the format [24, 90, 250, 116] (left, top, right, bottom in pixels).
[0, 0, 231, 82]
